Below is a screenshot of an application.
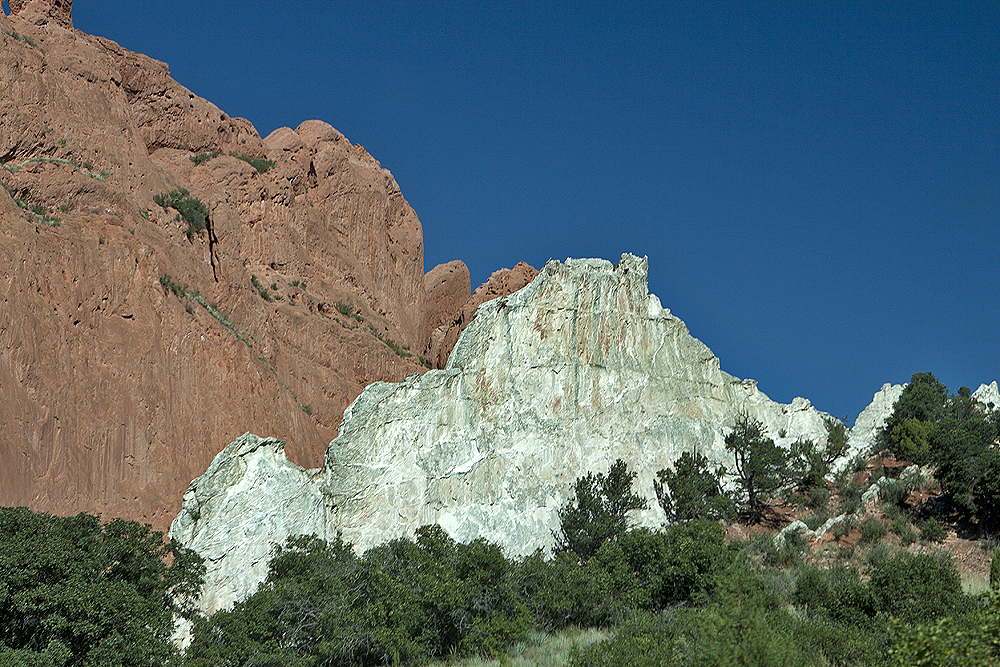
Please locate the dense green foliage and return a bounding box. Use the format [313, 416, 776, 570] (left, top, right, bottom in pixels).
[788, 417, 850, 492]
[726, 412, 788, 523]
[0, 507, 204, 667]
[9, 424, 1000, 667]
[878, 372, 1000, 530]
[654, 450, 733, 522]
[154, 188, 209, 239]
[186, 519, 739, 667]
[554, 459, 647, 562]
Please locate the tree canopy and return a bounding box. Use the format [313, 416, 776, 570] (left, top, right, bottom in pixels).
[0, 507, 204, 667]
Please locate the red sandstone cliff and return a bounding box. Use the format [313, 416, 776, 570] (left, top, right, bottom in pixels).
[0, 2, 532, 531]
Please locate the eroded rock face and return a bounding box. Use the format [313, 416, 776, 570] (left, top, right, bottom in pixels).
[974, 381, 1000, 410]
[170, 434, 332, 616]
[8, 0, 72, 29]
[423, 260, 471, 362]
[430, 261, 540, 368]
[174, 254, 870, 614]
[323, 255, 833, 553]
[838, 382, 905, 470]
[0, 13, 438, 531]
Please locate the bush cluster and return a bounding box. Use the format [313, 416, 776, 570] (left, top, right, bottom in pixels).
[231, 153, 275, 173]
[185, 520, 737, 667]
[4, 450, 997, 667]
[154, 188, 209, 239]
[0, 507, 204, 666]
[878, 372, 1000, 529]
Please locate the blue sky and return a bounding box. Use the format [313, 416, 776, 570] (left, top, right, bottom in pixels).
[44, 1, 999, 422]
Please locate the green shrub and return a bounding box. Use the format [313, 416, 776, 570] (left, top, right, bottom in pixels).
[991, 547, 1000, 589]
[833, 517, 854, 540]
[919, 517, 947, 543]
[889, 603, 1000, 667]
[555, 460, 647, 562]
[589, 522, 735, 614]
[880, 477, 913, 510]
[891, 516, 917, 545]
[859, 517, 888, 544]
[231, 153, 275, 173]
[792, 566, 832, 611]
[159, 273, 186, 298]
[768, 529, 808, 568]
[802, 512, 829, 531]
[190, 151, 219, 165]
[5, 30, 44, 53]
[869, 552, 968, 625]
[251, 274, 276, 302]
[838, 479, 865, 515]
[189, 528, 532, 666]
[0, 507, 204, 666]
[654, 450, 732, 523]
[571, 593, 813, 667]
[368, 325, 412, 360]
[154, 188, 209, 239]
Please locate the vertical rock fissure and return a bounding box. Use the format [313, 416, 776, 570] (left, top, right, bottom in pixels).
[206, 212, 219, 281]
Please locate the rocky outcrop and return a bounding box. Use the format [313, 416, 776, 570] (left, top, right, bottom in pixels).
[173, 254, 863, 614]
[422, 260, 471, 362]
[974, 381, 1000, 410]
[0, 8, 451, 531]
[322, 255, 833, 553]
[169, 434, 331, 616]
[838, 383, 905, 470]
[8, 0, 72, 29]
[429, 261, 539, 368]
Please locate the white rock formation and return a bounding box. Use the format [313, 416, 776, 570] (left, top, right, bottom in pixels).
[973, 381, 1000, 410]
[169, 434, 332, 616]
[168, 254, 896, 615]
[835, 383, 905, 471]
[322, 255, 835, 554]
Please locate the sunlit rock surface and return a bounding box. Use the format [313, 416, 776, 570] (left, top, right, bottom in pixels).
[172, 254, 898, 613]
[169, 434, 331, 616]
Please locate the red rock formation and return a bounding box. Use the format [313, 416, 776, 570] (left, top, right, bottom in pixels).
[0, 2, 538, 532]
[0, 6, 427, 531]
[422, 260, 471, 363]
[432, 262, 540, 368]
[8, 0, 72, 28]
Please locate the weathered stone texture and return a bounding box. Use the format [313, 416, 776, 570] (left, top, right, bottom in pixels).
[174, 254, 870, 614]
[0, 13, 438, 531]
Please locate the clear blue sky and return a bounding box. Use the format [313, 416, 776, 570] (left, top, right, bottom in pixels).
[43, 1, 1000, 422]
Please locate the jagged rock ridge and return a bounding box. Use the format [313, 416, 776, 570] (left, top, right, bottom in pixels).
[172, 254, 882, 616]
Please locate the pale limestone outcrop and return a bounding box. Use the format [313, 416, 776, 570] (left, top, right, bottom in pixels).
[174, 254, 872, 615]
[836, 382, 905, 470]
[169, 434, 332, 616]
[973, 381, 1000, 410]
[322, 255, 836, 554]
